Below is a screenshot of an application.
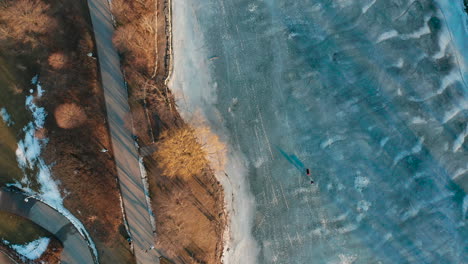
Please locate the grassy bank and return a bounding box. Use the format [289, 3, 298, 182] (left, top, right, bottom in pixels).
[110, 0, 226, 263]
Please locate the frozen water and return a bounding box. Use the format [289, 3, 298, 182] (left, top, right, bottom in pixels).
[171, 0, 468, 263]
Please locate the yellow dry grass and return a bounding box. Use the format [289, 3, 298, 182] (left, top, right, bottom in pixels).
[154, 126, 209, 180]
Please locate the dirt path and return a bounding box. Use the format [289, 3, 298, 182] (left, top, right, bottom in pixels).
[0, 190, 94, 264]
[86, 0, 160, 263]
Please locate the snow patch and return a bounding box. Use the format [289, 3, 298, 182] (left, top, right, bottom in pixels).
[395, 58, 404, 68]
[452, 124, 467, 152]
[0, 107, 14, 126]
[361, 0, 376, 14]
[376, 30, 398, 43]
[321, 135, 345, 149]
[411, 116, 427, 124]
[453, 165, 468, 181]
[31, 75, 38, 85]
[10, 237, 50, 260]
[380, 137, 389, 147]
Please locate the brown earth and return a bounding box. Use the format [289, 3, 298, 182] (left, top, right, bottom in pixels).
[111, 0, 226, 263]
[0, 0, 133, 263]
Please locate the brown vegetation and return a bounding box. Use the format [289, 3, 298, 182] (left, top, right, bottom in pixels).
[154, 125, 226, 180]
[154, 127, 209, 180]
[0, 0, 56, 47]
[0, 0, 133, 263]
[54, 103, 87, 129]
[147, 155, 226, 264]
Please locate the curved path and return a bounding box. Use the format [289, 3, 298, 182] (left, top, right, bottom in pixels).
[86, 0, 159, 263]
[0, 190, 94, 264]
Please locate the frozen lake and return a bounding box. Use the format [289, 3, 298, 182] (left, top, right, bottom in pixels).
[170, 0, 468, 263]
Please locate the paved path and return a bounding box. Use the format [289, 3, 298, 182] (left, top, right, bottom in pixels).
[86, 0, 159, 263]
[0, 190, 94, 264]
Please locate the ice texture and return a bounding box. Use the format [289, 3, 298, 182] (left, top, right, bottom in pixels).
[171, 0, 468, 263]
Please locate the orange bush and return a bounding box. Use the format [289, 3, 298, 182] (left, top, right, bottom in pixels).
[48, 52, 68, 69]
[54, 103, 87, 129]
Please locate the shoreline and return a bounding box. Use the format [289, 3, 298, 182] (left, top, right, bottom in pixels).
[167, 0, 259, 262]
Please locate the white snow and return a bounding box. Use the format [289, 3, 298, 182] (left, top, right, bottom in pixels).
[380, 137, 389, 147]
[452, 124, 467, 152]
[376, 30, 398, 43]
[394, 58, 404, 68]
[411, 116, 427, 124]
[31, 75, 38, 85]
[10, 237, 50, 260]
[453, 166, 468, 181]
[13, 77, 98, 261]
[320, 135, 345, 149]
[361, 0, 376, 14]
[0, 107, 14, 126]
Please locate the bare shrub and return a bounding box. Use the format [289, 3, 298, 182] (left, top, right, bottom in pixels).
[154, 126, 209, 180]
[54, 103, 87, 129]
[48, 52, 68, 69]
[0, 0, 55, 45]
[111, 0, 157, 76]
[113, 13, 157, 76]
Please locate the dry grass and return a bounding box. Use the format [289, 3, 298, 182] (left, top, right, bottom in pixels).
[154, 126, 209, 180]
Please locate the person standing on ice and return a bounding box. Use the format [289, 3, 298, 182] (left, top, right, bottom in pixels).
[306, 168, 314, 184]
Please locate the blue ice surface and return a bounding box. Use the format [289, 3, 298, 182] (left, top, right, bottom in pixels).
[175, 0, 468, 263]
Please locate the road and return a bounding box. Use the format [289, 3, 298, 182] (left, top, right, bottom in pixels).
[0, 190, 94, 264]
[86, 0, 160, 263]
